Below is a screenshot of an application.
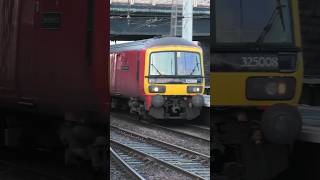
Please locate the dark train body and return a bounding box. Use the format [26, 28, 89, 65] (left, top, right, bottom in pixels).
[0, 0, 109, 168]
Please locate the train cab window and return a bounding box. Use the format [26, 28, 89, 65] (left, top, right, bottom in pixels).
[150, 52, 202, 76]
[215, 0, 293, 44]
[177, 52, 201, 76]
[150, 52, 175, 75]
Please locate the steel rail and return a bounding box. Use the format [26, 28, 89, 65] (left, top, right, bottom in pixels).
[110, 147, 146, 180]
[111, 139, 206, 180]
[111, 125, 210, 161]
[186, 124, 210, 132]
[154, 124, 210, 142]
[111, 113, 210, 143]
[111, 125, 210, 179]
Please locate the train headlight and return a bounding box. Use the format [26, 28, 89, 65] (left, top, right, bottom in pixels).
[187, 86, 203, 93]
[246, 77, 295, 100]
[265, 82, 278, 96]
[278, 83, 287, 95]
[149, 86, 166, 93]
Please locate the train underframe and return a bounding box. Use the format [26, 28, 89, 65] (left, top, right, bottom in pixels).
[213, 104, 302, 180]
[0, 110, 106, 171]
[112, 95, 203, 120]
[147, 95, 203, 120]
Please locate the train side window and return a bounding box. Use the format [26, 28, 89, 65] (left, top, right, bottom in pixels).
[40, 12, 61, 29]
[121, 66, 129, 71]
[121, 55, 129, 71]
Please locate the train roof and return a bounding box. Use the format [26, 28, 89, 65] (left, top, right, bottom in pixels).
[110, 37, 200, 53]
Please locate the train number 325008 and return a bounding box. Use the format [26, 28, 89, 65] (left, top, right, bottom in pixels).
[241, 56, 279, 68]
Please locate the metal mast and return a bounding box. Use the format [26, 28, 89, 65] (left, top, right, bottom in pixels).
[170, 0, 194, 41]
[182, 0, 193, 41]
[170, 0, 182, 37]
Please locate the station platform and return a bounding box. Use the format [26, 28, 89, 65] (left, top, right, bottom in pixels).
[301, 77, 320, 106]
[304, 77, 320, 85]
[280, 105, 320, 180]
[299, 105, 320, 143]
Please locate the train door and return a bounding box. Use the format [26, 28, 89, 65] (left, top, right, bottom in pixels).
[110, 54, 116, 94]
[111, 53, 121, 95]
[132, 51, 140, 96]
[17, 0, 67, 107]
[0, 0, 21, 99]
[31, 0, 90, 108]
[15, 0, 38, 105]
[135, 52, 140, 96]
[115, 53, 123, 95]
[33, 0, 65, 101]
[124, 51, 139, 97]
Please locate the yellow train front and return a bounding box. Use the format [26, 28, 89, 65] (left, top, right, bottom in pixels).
[212, 0, 303, 145]
[212, 0, 303, 179]
[110, 37, 205, 120]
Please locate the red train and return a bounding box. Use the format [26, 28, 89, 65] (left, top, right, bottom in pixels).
[110, 37, 205, 120]
[0, 0, 109, 168]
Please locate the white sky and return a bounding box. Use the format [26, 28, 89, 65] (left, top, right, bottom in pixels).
[110, 40, 199, 45]
[110, 41, 131, 45]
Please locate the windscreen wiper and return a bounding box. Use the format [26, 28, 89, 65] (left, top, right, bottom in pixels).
[256, 0, 287, 44]
[277, 0, 286, 30]
[150, 63, 162, 75]
[189, 62, 200, 75]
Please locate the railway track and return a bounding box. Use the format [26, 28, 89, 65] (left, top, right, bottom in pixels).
[111, 145, 195, 180]
[299, 105, 320, 126]
[111, 112, 210, 143]
[110, 147, 145, 180]
[187, 124, 210, 131]
[110, 125, 210, 180]
[155, 124, 210, 142]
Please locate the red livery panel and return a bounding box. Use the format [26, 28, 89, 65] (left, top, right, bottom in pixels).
[110, 50, 145, 98]
[0, 0, 109, 122]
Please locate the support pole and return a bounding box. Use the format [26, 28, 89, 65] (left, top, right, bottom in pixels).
[182, 0, 193, 41]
